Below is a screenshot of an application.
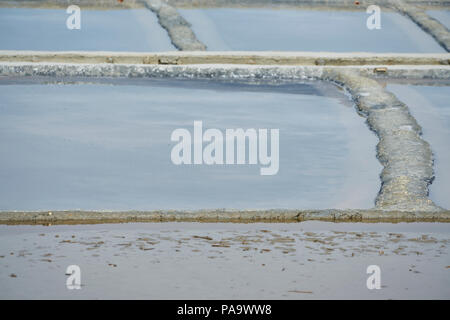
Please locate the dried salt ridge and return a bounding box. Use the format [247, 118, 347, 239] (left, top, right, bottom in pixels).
[166, 0, 450, 9]
[2, 0, 448, 9]
[0, 62, 449, 223]
[143, 0, 206, 51]
[323, 69, 442, 212]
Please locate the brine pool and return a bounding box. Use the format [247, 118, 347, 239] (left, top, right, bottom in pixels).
[0, 8, 175, 51]
[0, 7, 446, 53]
[178, 8, 446, 52]
[0, 77, 381, 211]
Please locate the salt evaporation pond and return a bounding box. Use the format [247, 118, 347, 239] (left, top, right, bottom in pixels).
[0, 78, 381, 211]
[387, 84, 450, 210]
[427, 10, 450, 29]
[0, 222, 449, 299]
[178, 8, 445, 52]
[0, 8, 175, 51]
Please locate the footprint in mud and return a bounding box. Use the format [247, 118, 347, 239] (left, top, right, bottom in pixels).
[288, 290, 313, 294]
[193, 235, 213, 241]
[139, 246, 154, 251]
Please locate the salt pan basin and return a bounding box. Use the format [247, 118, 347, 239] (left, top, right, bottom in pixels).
[179, 8, 445, 52]
[0, 78, 381, 211]
[0, 8, 175, 51]
[0, 222, 449, 299]
[387, 84, 450, 210]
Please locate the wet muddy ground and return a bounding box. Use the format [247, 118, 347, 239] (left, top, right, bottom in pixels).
[0, 222, 448, 299]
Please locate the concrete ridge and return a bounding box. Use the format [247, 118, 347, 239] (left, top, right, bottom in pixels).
[0, 209, 449, 224]
[1, 0, 448, 10]
[167, 0, 450, 9]
[1, 51, 449, 65]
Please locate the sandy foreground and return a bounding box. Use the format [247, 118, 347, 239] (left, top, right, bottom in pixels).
[0, 221, 448, 299]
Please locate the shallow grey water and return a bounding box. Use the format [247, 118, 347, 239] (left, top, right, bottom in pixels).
[0, 78, 381, 210]
[179, 8, 445, 52]
[0, 222, 448, 299]
[0, 8, 175, 51]
[387, 84, 450, 210]
[427, 10, 450, 29]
